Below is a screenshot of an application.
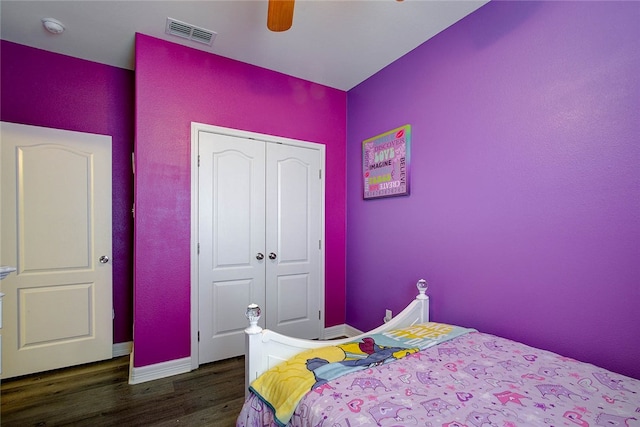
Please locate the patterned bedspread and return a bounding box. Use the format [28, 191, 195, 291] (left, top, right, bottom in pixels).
[237, 331, 640, 426]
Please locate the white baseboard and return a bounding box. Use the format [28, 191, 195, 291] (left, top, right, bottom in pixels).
[112, 341, 132, 357]
[323, 324, 347, 339]
[323, 324, 363, 339]
[128, 355, 192, 385]
[343, 324, 364, 337]
[124, 324, 360, 385]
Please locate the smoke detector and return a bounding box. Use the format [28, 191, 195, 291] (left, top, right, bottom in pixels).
[42, 18, 65, 35]
[165, 18, 216, 46]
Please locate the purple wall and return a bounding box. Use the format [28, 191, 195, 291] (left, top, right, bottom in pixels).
[1, 41, 135, 344]
[134, 34, 347, 367]
[346, 1, 640, 379]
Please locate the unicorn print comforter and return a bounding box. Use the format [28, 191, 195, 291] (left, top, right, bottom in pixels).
[237, 330, 640, 427]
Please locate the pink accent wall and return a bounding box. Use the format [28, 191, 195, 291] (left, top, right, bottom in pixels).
[134, 34, 347, 367]
[346, 1, 640, 379]
[1, 41, 135, 344]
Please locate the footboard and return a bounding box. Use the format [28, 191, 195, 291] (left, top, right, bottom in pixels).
[244, 279, 430, 392]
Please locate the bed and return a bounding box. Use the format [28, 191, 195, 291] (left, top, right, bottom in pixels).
[237, 280, 639, 426]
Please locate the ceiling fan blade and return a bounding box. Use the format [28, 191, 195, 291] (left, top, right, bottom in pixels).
[267, 0, 295, 32]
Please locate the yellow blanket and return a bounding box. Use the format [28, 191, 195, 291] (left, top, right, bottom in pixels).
[249, 322, 474, 426]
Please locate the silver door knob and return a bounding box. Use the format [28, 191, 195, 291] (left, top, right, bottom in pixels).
[269, 252, 277, 260]
[256, 253, 264, 260]
[99, 255, 109, 264]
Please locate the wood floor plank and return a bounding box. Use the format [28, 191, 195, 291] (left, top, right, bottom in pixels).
[1, 355, 246, 427]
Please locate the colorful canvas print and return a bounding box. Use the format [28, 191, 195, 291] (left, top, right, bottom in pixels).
[362, 125, 410, 199]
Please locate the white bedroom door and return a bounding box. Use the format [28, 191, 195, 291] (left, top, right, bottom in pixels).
[0, 122, 113, 379]
[197, 128, 323, 364]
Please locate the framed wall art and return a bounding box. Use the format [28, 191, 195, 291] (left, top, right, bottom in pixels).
[362, 124, 411, 200]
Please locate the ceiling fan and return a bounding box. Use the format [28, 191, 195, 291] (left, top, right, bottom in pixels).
[267, 0, 404, 32]
[267, 0, 295, 32]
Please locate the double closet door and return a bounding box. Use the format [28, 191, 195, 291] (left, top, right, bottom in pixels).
[197, 130, 323, 363]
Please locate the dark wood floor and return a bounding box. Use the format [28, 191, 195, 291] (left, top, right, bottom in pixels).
[1, 355, 246, 426]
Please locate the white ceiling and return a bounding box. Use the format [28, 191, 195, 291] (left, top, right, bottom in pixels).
[0, 0, 488, 91]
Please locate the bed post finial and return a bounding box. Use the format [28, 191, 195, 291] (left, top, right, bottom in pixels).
[245, 304, 263, 334]
[416, 279, 428, 300]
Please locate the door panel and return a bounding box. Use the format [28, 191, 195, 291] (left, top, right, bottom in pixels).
[20, 145, 92, 271]
[1, 122, 112, 379]
[198, 132, 266, 363]
[20, 283, 93, 344]
[276, 274, 311, 322]
[266, 143, 322, 339]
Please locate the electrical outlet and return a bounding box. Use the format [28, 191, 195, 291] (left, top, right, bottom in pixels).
[384, 309, 392, 323]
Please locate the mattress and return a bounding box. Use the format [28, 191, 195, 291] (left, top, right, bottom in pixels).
[237, 331, 640, 426]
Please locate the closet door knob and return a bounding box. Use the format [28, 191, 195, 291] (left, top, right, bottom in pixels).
[99, 255, 109, 264]
[269, 252, 277, 260]
[256, 253, 264, 260]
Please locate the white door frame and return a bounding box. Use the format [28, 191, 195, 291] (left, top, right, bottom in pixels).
[190, 122, 325, 369]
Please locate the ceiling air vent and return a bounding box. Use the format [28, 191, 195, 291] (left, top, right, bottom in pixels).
[165, 18, 216, 46]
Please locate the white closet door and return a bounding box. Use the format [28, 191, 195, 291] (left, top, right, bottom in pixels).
[198, 132, 266, 363]
[1, 122, 113, 379]
[196, 127, 324, 364]
[265, 143, 322, 339]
